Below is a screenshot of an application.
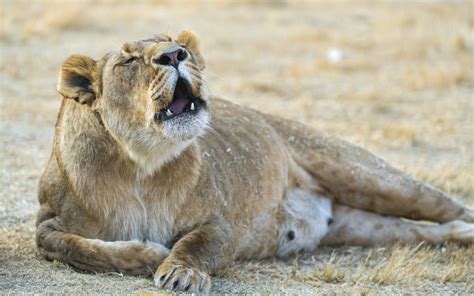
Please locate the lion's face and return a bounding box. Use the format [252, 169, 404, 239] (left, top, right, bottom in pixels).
[57, 32, 209, 173]
[101, 33, 209, 142]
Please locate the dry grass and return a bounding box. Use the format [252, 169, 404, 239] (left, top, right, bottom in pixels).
[1, 0, 473, 294]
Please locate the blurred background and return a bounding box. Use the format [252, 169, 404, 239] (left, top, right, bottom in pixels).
[1, 0, 473, 294]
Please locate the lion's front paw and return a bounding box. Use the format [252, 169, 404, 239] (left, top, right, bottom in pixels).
[154, 262, 211, 294]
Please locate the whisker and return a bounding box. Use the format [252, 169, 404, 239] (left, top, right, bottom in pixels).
[149, 77, 159, 92]
[151, 83, 165, 100]
[189, 71, 203, 82]
[149, 78, 158, 92]
[202, 69, 224, 84]
[150, 71, 166, 91]
[187, 63, 200, 72]
[187, 67, 202, 77]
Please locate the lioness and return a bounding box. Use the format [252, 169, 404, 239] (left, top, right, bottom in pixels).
[37, 32, 474, 293]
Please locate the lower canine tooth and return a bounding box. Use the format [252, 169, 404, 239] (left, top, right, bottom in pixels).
[166, 109, 173, 116]
[190, 102, 195, 111]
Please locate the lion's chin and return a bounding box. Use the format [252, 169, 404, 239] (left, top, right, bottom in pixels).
[161, 108, 210, 141]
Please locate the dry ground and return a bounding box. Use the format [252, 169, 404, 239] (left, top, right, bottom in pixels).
[1, 0, 473, 294]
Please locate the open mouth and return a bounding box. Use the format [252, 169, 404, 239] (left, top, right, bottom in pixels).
[156, 78, 206, 121]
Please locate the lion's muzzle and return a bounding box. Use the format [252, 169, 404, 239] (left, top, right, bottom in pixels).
[155, 77, 206, 121]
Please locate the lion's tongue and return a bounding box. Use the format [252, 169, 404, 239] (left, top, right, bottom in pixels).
[170, 79, 192, 115]
[169, 96, 189, 115]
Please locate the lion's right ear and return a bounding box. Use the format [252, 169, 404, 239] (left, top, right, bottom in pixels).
[57, 55, 98, 105]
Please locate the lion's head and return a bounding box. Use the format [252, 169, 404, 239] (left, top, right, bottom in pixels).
[57, 32, 209, 174]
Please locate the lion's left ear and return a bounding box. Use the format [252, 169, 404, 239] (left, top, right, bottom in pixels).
[176, 31, 205, 71]
[57, 54, 99, 105]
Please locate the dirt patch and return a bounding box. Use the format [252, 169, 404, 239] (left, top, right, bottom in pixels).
[1, 0, 473, 294]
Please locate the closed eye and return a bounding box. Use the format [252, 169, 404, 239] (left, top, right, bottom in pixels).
[122, 56, 136, 65]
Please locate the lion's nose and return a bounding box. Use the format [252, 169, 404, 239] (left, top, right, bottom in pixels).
[155, 49, 187, 68]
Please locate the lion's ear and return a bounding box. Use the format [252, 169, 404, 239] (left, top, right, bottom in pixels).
[176, 31, 205, 71]
[57, 55, 98, 105]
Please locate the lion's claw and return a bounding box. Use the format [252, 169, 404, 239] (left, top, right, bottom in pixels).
[154, 263, 210, 294]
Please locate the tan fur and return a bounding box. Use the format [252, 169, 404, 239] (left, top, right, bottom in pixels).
[36, 32, 474, 294]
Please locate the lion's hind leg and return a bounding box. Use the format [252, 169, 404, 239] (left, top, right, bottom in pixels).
[36, 218, 170, 275]
[320, 205, 474, 246]
[264, 114, 474, 224]
[301, 138, 474, 224]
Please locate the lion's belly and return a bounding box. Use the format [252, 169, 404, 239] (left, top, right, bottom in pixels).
[233, 208, 281, 260]
[204, 102, 334, 259]
[276, 189, 333, 257]
[235, 188, 333, 259]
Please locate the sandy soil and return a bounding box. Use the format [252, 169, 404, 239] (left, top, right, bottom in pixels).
[1, 0, 473, 294]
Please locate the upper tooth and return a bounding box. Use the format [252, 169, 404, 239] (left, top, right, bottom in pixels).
[166, 109, 173, 116]
[190, 102, 195, 111]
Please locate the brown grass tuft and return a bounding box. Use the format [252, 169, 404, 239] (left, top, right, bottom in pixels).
[313, 254, 346, 283]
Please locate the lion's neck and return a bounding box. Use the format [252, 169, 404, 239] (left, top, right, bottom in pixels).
[125, 139, 196, 178]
